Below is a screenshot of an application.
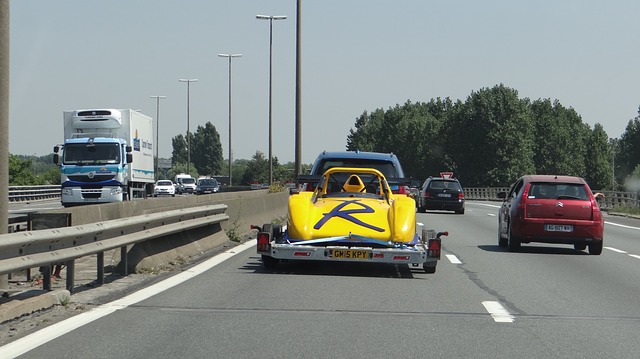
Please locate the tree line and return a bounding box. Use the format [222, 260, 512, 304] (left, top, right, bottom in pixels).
[168, 122, 312, 185]
[9, 83, 640, 190]
[347, 84, 640, 190]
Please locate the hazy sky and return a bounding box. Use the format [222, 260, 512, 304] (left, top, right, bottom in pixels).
[8, 1, 640, 164]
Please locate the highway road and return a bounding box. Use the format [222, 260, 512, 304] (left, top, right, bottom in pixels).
[3, 201, 640, 358]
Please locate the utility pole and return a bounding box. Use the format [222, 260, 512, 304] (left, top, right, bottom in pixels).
[149, 95, 166, 180]
[0, 0, 10, 290]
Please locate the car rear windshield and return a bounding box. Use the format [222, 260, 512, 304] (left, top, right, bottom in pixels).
[198, 179, 217, 185]
[528, 183, 588, 200]
[429, 180, 461, 190]
[157, 181, 172, 186]
[316, 159, 400, 178]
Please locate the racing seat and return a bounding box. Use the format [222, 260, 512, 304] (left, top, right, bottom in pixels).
[343, 174, 366, 193]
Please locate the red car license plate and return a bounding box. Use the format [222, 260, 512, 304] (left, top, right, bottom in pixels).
[544, 224, 574, 232]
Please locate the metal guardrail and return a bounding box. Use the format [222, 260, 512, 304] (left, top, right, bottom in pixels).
[0, 204, 229, 292]
[464, 187, 640, 209]
[8, 185, 61, 202]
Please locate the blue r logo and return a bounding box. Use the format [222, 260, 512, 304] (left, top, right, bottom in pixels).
[314, 200, 385, 232]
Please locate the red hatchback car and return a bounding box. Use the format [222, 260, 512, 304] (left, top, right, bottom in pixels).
[497, 175, 604, 254]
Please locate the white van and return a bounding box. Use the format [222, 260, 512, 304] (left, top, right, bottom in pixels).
[174, 174, 196, 194]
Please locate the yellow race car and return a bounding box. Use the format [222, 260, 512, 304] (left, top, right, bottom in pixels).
[255, 167, 447, 273]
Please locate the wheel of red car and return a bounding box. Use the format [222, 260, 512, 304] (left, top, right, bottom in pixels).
[507, 222, 521, 252]
[588, 240, 603, 255]
[498, 230, 508, 248]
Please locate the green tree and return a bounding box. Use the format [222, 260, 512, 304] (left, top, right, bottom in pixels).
[616, 107, 640, 185]
[192, 122, 224, 176]
[584, 123, 612, 190]
[346, 100, 450, 181]
[442, 84, 535, 186]
[9, 155, 40, 185]
[530, 99, 589, 177]
[240, 151, 269, 185]
[171, 134, 188, 165]
[347, 108, 385, 152]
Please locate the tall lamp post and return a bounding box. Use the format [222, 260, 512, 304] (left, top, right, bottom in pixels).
[178, 79, 198, 175]
[257, 14, 287, 185]
[218, 54, 241, 186]
[149, 95, 166, 179]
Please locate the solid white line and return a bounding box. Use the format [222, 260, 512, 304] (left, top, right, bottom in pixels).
[0, 240, 257, 359]
[605, 247, 628, 254]
[446, 254, 462, 264]
[628, 254, 640, 260]
[473, 203, 501, 209]
[482, 301, 514, 323]
[605, 221, 640, 230]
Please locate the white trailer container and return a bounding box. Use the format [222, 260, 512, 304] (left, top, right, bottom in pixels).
[53, 109, 155, 206]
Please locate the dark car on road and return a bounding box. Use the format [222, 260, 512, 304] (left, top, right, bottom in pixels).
[418, 175, 465, 214]
[306, 151, 409, 194]
[497, 175, 604, 254]
[196, 178, 220, 195]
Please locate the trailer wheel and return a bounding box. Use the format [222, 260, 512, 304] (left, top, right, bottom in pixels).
[423, 262, 437, 274]
[261, 254, 279, 268]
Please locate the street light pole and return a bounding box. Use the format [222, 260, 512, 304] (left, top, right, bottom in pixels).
[149, 95, 166, 180]
[178, 79, 198, 175]
[218, 54, 241, 186]
[295, 0, 302, 178]
[257, 14, 287, 185]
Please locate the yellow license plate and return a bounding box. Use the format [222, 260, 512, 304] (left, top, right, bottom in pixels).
[329, 249, 371, 260]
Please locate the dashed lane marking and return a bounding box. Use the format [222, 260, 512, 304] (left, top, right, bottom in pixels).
[446, 254, 462, 264]
[482, 301, 515, 323]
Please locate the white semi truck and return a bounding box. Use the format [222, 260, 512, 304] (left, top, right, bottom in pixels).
[53, 109, 155, 206]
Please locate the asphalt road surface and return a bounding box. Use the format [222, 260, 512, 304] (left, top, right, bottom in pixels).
[2, 201, 640, 359]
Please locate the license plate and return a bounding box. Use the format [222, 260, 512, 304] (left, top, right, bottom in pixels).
[437, 193, 451, 198]
[329, 249, 371, 260]
[84, 198, 98, 202]
[544, 224, 574, 232]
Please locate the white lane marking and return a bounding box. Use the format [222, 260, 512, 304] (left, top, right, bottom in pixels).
[482, 301, 515, 323]
[605, 247, 628, 254]
[0, 240, 257, 359]
[473, 203, 501, 209]
[628, 254, 640, 260]
[605, 221, 640, 230]
[446, 254, 462, 264]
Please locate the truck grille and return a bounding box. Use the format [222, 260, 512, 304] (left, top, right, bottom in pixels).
[68, 174, 116, 182]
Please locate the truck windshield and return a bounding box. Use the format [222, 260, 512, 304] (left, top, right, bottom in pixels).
[63, 143, 120, 164]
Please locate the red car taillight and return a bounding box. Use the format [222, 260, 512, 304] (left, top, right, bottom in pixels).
[590, 197, 603, 222]
[458, 192, 464, 200]
[424, 191, 431, 198]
